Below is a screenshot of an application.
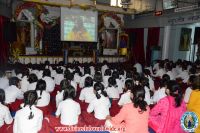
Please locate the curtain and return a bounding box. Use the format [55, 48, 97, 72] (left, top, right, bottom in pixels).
[146, 27, 160, 66]
[126, 28, 145, 66]
[0, 16, 9, 66]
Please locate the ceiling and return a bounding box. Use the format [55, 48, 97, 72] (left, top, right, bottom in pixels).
[1, 0, 200, 15]
[97, 0, 200, 14]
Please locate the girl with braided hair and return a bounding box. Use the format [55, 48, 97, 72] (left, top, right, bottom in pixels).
[13, 90, 43, 133]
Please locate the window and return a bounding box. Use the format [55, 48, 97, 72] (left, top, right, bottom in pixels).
[110, 0, 122, 7]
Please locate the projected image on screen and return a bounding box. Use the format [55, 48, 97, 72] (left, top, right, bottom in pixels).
[61, 8, 98, 42]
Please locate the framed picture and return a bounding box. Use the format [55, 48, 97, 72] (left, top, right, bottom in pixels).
[101, 29, 118, 49]
[119, 33, 129, 48]
[179, 28, 192, 51]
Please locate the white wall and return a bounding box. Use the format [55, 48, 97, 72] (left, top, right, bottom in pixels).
[168, 23, 199, 61]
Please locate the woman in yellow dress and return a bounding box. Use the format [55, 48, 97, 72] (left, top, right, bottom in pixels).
[187, 76, 200, 133]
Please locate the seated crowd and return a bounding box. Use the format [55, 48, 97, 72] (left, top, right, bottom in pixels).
[0, 59, 200, 133]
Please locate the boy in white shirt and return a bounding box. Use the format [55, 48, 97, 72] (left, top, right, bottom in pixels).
[80, 67, 92, 88]
[35, 79, 50, 107]
[79, 77, 96, 103]
[184, 75, 196, 103]
[56, 85, 81, 126]
[118, 80, 133, 106]
[0, 71, 9, 90]
[54, 67, 64, 85]
[152, 62, 166, 78]
[13, 90, 43, 133]
[5, 77, 23, 104]
[176, 64, 189, 83]
[42, 69, 55, 93]
[87, 82, 111, 120]
[0, 89, 13, 128]
[103, 69, 112, 88]
[152, 74, 170, 103]
[106, 77, 120, 99]
[20, 69, 30, 93]
[27, 74, 38, 91]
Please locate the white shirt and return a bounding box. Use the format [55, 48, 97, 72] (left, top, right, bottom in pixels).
[79, 87, 96, 103]
[166, 71, 176, 80]
[176, 70, 189, 83]
[36, 90, 50, 107]
[5, 85, 23, 104]
[42, 76, 55, 92]
[106, 86, 120, 99]
[101, 65, 108, 76]
[71, 80, 77, 92]
[184, 87, 193, 103]
[56, 90, 64, 107]
[152, 87, 167, 103]
[54, 74, 64, 85]
[80, 74, 92, 88]
[90, 66, 95, 77]
[37, 71, 43, 80]
[0, 103, 13, 127]
[56, 99, 81, 126]
[134, 63, 143, 74]
[74, 73, 81, 84]
[116, 79, 123, 94]
[144, 86, 152, 105]
[27, 82, 37, 91]
[153, 68, 166, 78]
[118, 91, 132, 106]
[87, 95, 111, 120]
[21, 76, 29, 93]
[13, 106, 43, 133]
[0, 77, 9, 90]
[103, 75, 110, 88]
[146, 76, 155, 91]
[153, 63, 159, 72]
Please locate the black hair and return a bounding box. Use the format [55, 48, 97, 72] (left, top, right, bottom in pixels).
[124, 80, 133, 92]
[126, 70, 133, 79]
[189, 67, 196, 75]
[0, 88, 5, 104]
[159, 61, 164, 68]
[160, 74, 170, 88]
[0, 71, 5, 77]
[56, 67, 63, 74]
[104, 69, 111, 76]
[143, 69, 151, 77]
[192, 76, 200, 90]
[84, 77, 93, 87]
[188, 75, 196, 85]
[94, 72, 103, 83]
[140, 77, 149, 88]
[23, 90, 38, 120]
[28, 74, 38, 83]
[167, 80, 183, 107]
[165, 63, 172, 72]
[131, 85, 147, 112]
[133, 72, 141, 84]
[94, 82, 108, 99]
[22, 68, 29, 78]
[112, 71, 119, 79]
[84, 67, 91, 75]
[35, 79, 46, 98]
[63, 85, 76, 100]
[108, 77, 117, 87]
[43, 69, 51, 78]
[60, 79, 71, 91]
[65, 72, 74, 81]
[9, 77, 20, 86]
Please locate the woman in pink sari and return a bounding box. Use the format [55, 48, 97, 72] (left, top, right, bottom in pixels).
[149, 80, 186, 133]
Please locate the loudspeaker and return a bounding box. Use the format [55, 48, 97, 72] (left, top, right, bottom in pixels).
[3, 22, 17, 43]
[193, 27, 200, 44]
